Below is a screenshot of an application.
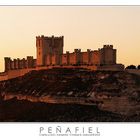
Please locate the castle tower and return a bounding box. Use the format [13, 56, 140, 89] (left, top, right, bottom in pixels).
[99, 45, 116, 65]
[4, 57, 11, 72]
[36, 35, 64, 66]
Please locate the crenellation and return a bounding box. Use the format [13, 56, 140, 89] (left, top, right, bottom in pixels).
[38, 35, 63, 40]
[4, 57, 11, 71]
[4, 56, 36, 71]
[13, 59, 17, 69]
[103, 44, 113, 49]
[27, 56, 34, 68]
[11, 61, 15, 70]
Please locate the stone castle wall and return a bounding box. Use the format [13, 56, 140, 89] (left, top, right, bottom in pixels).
[43, 45, 116, 66]
[0, 68, 35, 81]
[4, 56, 36, 72]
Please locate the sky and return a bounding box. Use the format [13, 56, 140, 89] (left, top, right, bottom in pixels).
[0, 6, 140, 71]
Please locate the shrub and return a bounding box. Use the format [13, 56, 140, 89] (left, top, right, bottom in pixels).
[125, 65, 136, 69]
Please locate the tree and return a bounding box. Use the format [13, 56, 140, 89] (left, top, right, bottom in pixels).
[125, 65, 136, 69]
[137, 65, 140, 69]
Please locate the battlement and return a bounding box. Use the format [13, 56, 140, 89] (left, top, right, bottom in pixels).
[74, 49, 81, 53]
[36, 35, 64, 40]
[103, 44, 113, 49]
[4, 56, 36, 72]
[87, 49, 91, 52]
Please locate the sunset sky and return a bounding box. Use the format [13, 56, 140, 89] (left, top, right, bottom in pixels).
[0, 6, 140, 71]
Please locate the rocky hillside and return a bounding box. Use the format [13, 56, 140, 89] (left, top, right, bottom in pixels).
[0, 68, 140, 98]
[0, 68, 140, 121]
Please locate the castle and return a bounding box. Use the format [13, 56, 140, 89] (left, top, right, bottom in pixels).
[0, 35, 124, 81]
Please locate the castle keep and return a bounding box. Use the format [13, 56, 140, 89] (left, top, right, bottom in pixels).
[0, 35, 124, 81]
[36, 35, 63, 66]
